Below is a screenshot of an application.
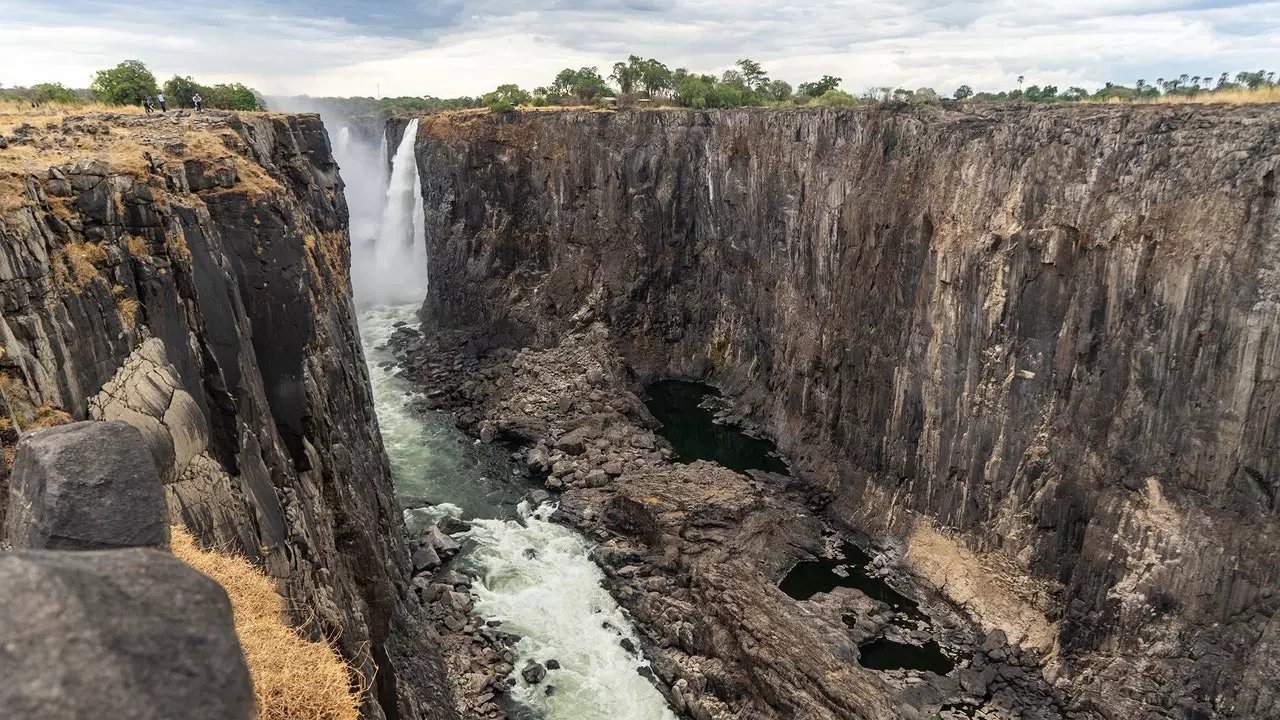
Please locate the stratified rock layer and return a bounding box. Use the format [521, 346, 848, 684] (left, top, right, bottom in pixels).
[413, 105, 1280, 719]
[0, 111, 454, 719]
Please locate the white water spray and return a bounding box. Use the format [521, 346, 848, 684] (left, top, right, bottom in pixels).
[355, 119, 428, 305]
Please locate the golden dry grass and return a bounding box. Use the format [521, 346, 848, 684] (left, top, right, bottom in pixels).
[65, 241, 107, 286]
[1084, 87, 1280, 106]
[170, 527, 361, 720]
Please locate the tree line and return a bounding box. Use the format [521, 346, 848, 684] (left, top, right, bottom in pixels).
[1, 60, 265, 111]
[401, 59, 1278, 113]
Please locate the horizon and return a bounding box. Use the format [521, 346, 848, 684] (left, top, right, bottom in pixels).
[2, 0, 1278, 99]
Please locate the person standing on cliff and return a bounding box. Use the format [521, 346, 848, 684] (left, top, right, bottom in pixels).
[156, 91, 167, 112]
[142, 95, 153, 114]
[192, 92, 203, 111]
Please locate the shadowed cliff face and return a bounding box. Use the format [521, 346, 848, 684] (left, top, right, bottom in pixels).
[0, 111, 455, 720]
[413, 105, 1280, 719]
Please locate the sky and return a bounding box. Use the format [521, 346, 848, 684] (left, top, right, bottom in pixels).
[1, 0, 1276, 98]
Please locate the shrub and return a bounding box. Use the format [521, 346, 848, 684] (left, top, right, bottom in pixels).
[171, 528, 361, 720]
[488, 99, 516, 113]
[814, 89, 858, 108]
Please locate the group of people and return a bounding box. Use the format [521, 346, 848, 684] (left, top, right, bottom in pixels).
[142, 91, 203, 114]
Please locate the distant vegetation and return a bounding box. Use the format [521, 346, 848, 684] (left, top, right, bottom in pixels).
[1, 60, 265, 111]
[5, 59, 1276, 116]
[430, 61, 1280, 113]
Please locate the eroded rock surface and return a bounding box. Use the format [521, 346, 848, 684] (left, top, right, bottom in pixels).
[410, 105, 1280, 718]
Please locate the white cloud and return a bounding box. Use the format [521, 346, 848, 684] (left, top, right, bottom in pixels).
[0, 0, 1276, 97]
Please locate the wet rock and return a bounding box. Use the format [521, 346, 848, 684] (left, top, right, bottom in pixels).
[620, 638, 637, 654]
[526, 489, 552, 507]
[522, 662, 547, 684]
[545, 658, 561, 670]
[413, 544, 442, 573]
[425, 526, 461, 559]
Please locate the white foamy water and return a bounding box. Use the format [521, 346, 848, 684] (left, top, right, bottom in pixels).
[465, 504, 678, 720]
[310, 110, 676, 720]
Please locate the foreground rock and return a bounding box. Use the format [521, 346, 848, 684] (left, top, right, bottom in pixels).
[0, 548, 255, 720]
[4, 421, 167, 550]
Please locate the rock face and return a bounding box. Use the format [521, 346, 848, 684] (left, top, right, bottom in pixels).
[4, 420, 168, 550]
[413, 106, 1280, 718]
[0, 112, 454, 718]
[0, 548, 256, 720]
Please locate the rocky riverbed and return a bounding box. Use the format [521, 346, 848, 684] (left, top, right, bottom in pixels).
[385, 319, 1069, 719]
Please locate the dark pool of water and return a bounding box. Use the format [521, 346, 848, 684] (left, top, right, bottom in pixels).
[858, 638, 955, 674]
[644, 380, 789, 475]
[780, 542, 926, 621]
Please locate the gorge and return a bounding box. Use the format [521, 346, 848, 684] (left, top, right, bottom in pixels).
[397, 104, 1280, 719]
[1, 99, 1277, 720]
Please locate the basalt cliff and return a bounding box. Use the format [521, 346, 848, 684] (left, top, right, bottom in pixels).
[409, 105, 1280, 719]
[0, 110, 456, 719]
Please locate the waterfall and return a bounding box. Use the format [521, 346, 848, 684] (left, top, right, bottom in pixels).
[355, 119, 428, 306]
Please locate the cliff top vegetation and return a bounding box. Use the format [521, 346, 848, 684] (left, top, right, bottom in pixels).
[298, 59, 1280, 118]
[171, 527, 361, 720]
[1, 60, 265, 112]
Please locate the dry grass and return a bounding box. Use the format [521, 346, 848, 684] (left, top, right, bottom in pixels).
[27, 404, 72, 429]
[1087, 86, 1280, 106]
[124, 234, 150, 259]
[64, 241, 107, 287]
[112, 284, 140, 328]
[170, 527, 361, 720]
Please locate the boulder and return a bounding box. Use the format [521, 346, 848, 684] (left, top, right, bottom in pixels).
[522, 662, 547, 684]
[5, 421, 169, 551]
[0, 548, 255, 720]
[412, 544, 442, 573]
[584, 469, 610, 488]
[554, 427, 592, 455]
[425, 526, 461, 559]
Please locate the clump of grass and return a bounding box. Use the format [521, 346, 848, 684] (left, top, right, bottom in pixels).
[64, 241, 108, 287]
[125, 234, 151, 259]
[111, 284, 140, 328]
[28, 404, 72, 429]
[170, 527, 362, 720]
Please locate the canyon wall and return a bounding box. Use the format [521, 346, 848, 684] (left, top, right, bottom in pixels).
[413, 105, 1280, 718]
[0, 112, 455, 719]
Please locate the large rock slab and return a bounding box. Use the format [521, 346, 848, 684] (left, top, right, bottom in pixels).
[0, 548, 255, 720]
[4, 421, 168, 550]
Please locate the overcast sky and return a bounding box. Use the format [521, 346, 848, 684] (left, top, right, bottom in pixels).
[1, 0, 1276, 98]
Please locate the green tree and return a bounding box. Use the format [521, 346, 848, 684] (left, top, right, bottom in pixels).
[637, 58, 672, 96]
[953, 84, 973, 100]
[203, 83, 263, 110]
[798, 75, 842, 97]
[611, 59, 640, 95]
[736, 59, 769, 91]
[31, 82, 76, 104]
[766, 79, 793, 101]
[482, 84, 532, 106]
[91, 60, 157, 105]
[163, 76, 202, 108]
[552, 67, 610, 104]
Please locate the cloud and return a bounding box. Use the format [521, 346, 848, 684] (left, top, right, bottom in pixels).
[0, 0, 1276, 97]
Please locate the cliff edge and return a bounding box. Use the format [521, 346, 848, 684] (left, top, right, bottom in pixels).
[412, 104, 1280, 719]
[0, 109, 455, 719]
